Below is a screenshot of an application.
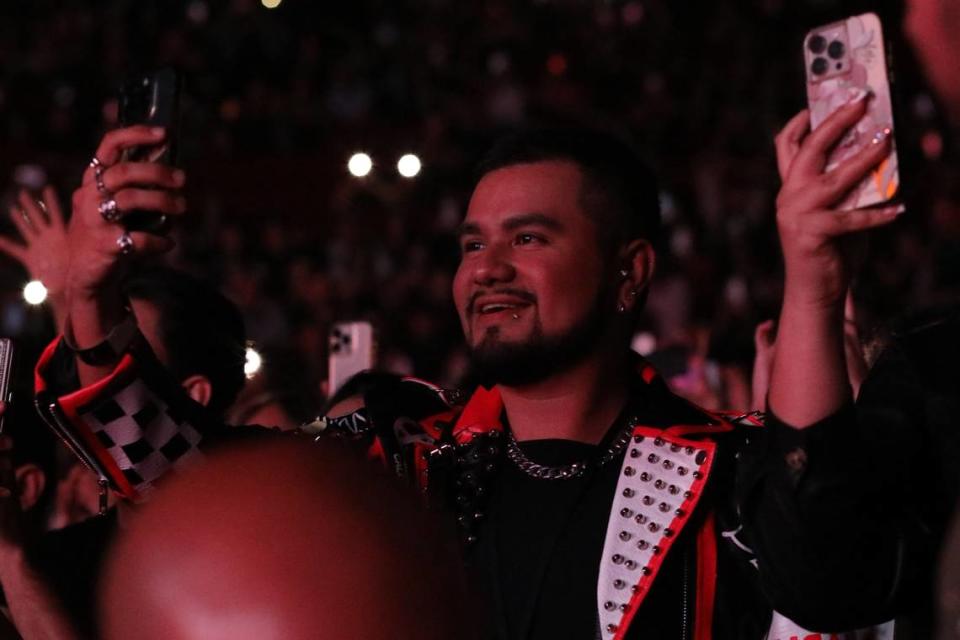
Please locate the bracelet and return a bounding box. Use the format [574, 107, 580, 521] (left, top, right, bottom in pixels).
[65, 314, 140, 366]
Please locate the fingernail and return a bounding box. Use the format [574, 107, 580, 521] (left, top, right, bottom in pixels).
[872, 127, 892, 144]
[846, 88, 869, 104]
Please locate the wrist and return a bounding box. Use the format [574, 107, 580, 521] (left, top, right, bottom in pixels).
[0, 542, 26, 575]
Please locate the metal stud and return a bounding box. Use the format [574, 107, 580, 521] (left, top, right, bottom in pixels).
[659, 502, 671, 513]
[654, 437, 664, 446]
[652, 545, 661, 554]
[612, 554, 625, 564]
[693, 471, 702, 479]
[642, 495, 654, 506]
[668, 485, 679, 495]
[633, 435, 644, 443]
[631, 585, 640, 593]
[654, 479, 666, 490]
[620, 508, 634, 518]
[675, 509, 685, 517]
[641, 566, 652, 576]
[647, 453, 660, 463]
[670, 444, 681, 452]
[619, 531, 632, 542]
[696, 451, 707, 464]
[604, 601, 617, 611]
[625, 559, 638, 570]
[648, 522, 660, 533]
[662, 460, 675, 470]
[607, 623, 618, 633]
[684, 491, 693, 499]
[623, 488, 636, 498]
[624, 467, 636, 477]
[677, 467, 688, 476]
[685, 446, 695, 455]
[613, 579, 627, 589]
[664, 528, 674, 537]
[619, 603, 629, 612]
[629, 449, 640, 458]
[635, 513, 648, 525]
[637, 539, 650, 550]
[639, 472, 651, 482]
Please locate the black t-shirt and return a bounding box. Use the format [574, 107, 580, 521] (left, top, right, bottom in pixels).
[468, 413, 690, 639]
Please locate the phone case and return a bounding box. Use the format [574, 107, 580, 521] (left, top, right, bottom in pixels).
[328, 322, 375, 395]
[0, 338, 13, 434]
[804, 12, 899, 209]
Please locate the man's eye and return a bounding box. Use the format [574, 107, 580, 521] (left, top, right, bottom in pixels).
[514, 233, 542, 246]
[461, 240, 484, 253]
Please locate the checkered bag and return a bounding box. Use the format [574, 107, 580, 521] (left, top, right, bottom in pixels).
[80, 378, 205, 496]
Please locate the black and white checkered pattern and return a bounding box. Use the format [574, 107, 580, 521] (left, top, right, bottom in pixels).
[81, 378, 204, 494]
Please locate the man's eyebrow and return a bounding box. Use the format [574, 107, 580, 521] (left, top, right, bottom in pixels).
[501, 213, 565, 232]
[455, 222, 482, 239]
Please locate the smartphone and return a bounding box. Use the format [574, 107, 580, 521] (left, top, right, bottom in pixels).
[118, 68, 182, 233]
[0, 339, 14, 435]
[328, 321, 375, 395]
[804, 12, 899, 210]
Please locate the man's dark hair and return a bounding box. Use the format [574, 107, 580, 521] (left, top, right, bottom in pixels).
[474, 127, 662, 252]
[122, 267, 247, 418]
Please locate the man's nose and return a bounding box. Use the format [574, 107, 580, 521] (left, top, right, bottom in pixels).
[472, 245, 516, 286]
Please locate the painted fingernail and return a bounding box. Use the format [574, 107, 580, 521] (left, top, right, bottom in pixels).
[846, 88, 869, 104]
[872, 127, 892, 144]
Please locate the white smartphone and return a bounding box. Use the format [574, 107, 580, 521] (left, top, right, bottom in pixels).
[328, 321, 375, 396]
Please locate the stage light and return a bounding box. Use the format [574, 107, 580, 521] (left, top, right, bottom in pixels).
[23, 280, 47, 305]
[245, 346, 263, 378]
[631, 331, 656, 356]
[397, 153, 421, 178]
[348, 152, 373, 177]
[261, 0, 282, 8]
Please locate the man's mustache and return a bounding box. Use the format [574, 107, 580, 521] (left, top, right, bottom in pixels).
[468, 288, 537, 313]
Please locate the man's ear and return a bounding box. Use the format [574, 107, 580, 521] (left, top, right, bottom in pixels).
[15, 464, 46, 512]
[617, 239, 656, 313]
[181, 374, 214, 408]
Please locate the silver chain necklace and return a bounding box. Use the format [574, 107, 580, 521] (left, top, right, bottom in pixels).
[505, 416, 639, 480]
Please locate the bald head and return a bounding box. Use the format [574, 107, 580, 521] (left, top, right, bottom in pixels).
[100, 438, 474, 640]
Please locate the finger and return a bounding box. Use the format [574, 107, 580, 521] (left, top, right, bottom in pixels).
[102, 163, 185, 192]
[789, 90, 871, 179]
[808, 204, 903, 237]
[8, 205, 35, 240]
[42, 185, 66, 229]
[18, 189, 48, 228]
[110, 231, 176, 257]
[113, 189, 187, 217]
[774, 110, 810, 181]
[754, 319, 777, 348]
[0, 236, 26, 263]
[813, 130, 892, 205]
[844, 289, 857, 323]
[83, 126, 166, 182]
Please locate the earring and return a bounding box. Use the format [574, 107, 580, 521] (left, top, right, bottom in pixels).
[617, 303, 627, 314]
[618, 269, 630, 279]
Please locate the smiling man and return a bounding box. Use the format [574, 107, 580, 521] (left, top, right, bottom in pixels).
[47, 127, 903, 639]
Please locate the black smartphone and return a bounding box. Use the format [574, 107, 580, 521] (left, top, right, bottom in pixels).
[118, 68, 182, 233]
[0, 338, 14, 435]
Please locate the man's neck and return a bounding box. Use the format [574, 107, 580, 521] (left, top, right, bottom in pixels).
[499, 350, 631, 445]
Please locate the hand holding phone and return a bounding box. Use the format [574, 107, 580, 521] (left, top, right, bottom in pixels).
[804, 12, 900, 210]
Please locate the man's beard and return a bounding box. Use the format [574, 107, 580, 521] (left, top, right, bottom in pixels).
[467, 298, 607, 388]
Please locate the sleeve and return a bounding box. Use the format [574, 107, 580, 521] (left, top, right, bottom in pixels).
[736, 346, 925, 630]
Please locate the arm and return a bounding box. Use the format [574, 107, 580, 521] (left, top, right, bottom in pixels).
[63, 126, 186, 386]
[768, 98, 900, 428]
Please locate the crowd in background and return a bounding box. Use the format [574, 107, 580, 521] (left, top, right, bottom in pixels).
[0, 0, 957, 423]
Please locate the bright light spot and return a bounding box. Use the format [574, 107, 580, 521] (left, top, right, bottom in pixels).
[397, 153, 421, 178]
[244, 347, 263, 378]
[261, 0, 282, 8]
[347, 152, 373, 177]
[631, 331, 657, 356]
[23, 280, 47, 305]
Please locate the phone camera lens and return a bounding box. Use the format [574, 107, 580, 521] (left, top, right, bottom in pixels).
[827, 40, 845, 59]
[811, 57, 829, 75]
[808, 34, 827, 54]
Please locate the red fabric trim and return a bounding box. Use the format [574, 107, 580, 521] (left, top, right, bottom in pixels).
[451, 386, 504, 444]
[33, 336, 62, 394]
[694, 512, 718, 640]
[665, 422, 734, 437]
[366, 437, 387, 465]
[613, 427, 719, 639]
[413, 443, 431, 492]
